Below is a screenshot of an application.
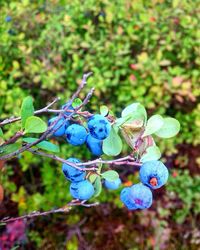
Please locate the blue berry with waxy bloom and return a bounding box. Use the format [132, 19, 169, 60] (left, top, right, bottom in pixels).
[120, 187, 134, 210]
[86, 134, 103, 156]
[5, 16, 12, 22]
[139, 160, 169, 190]
[61, 101, 74, 116]
[70, 180, 95, 200]
[65, 124, 87, 146]
[48, 116, 69, 137]
[104, 178, 121, 190]
[87, 114, 111, 140]
[62, 158, 86, 182]
[120, 183, 153, 210]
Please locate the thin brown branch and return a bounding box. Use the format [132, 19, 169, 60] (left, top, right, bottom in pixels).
[0, 97, 60, 127]
[0, 200, 99, 223]
[27, 149, 141, 170]
[1, 131, 24, 146]
[27, 148, 98, 171]
[0, 73, 93, 161]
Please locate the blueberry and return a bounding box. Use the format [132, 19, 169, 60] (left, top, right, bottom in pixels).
[139, 160, 169, 189]
[5, 16, 12, 22]
[104, 178, 121, 190]
[61, 101, 74, 116]
[48, 116, 68, 137]
[120, 183, 153, 210]
[86, 134, 103, 156]
[120, 187, 136, 210]
[70, 180, 95, 200]
[62, 157, 86, 182]
[65, 124, 87, 146]
[87, 114, 111, 140]
[8, 29, 15, 35]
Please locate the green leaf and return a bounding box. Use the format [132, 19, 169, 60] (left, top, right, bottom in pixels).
[100, 105, 109, 116]
[93, 176, 102, 197]
[24, 116, 47, 134]
[101, 170, 119, 181]
[142, 115, 164, 137]
[121, 103, 147, 125]
[23, 138, 60, 153]
[154, 118, 180, 138]
[115, 116, 132, 127]
[21, 96, 34, 129]
[72, 98, 82, 108]
[0, 142, 21, 156]
[0, 128, 3, 138]
[103, 127, 122, 156]
[89, 173, 98, 183]
[141, 146, 161, 162]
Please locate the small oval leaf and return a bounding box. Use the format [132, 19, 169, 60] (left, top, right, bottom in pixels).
[21, 96, 34, 129]
[102, 127, 122, 156]
[141, 146, 161, 162]
[89, 173, 98, 184]
[0, 128, 3, 138]
[93, 176, 102, 197]
[100, 105, 109, 116]
[101, 170, 119, 181]
[142, 115, 164, 137]
[23, 137, 60, 153]
[0, 143, 21, 156]
[155, 117, 180, 138]
[121, 103, 147, 124]
[24, 116, 47, 134]
[72, 98, 82, 108]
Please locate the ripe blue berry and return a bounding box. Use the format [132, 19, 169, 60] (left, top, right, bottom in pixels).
[62, 158, 86, 182]
[139, 160, 169, 189]
[48, 117, 69, 137]
[61, 101, 74, 116]
[86, 134, 103, 156]
[120, 183, 153, 210]
[104, 178, 121, 190]
[87, 114, 111, 140]
[65, 124, 87, 146]
[120, 187, 134, 210]
[5, 16, 12, 22]
[70, 180, 95, 200]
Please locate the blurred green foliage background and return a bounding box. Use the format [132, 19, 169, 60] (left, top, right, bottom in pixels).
[0, 0, 200, 249]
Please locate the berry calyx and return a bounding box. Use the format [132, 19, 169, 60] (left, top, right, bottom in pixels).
[149, 177, 158, 187]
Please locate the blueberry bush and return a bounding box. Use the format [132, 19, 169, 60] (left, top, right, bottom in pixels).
[0, 0, 200, 249]
[0, 77, 180, 210]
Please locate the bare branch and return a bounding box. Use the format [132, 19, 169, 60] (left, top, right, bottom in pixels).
[0, 73, 93, 161]
[27, 148, 98, 171]
[0, 97, 60, 127]
[27, 148, 141, 170]
[0, 72, 93, 128]
[0, 200, 99, 223]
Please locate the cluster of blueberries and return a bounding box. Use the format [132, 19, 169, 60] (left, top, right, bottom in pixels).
[48, 104, 111, 156]
[61, 158, 168, 208]
[61, 157, 122, 200]
[120, 160, 169, 210]
[48, 104, 169, 209]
